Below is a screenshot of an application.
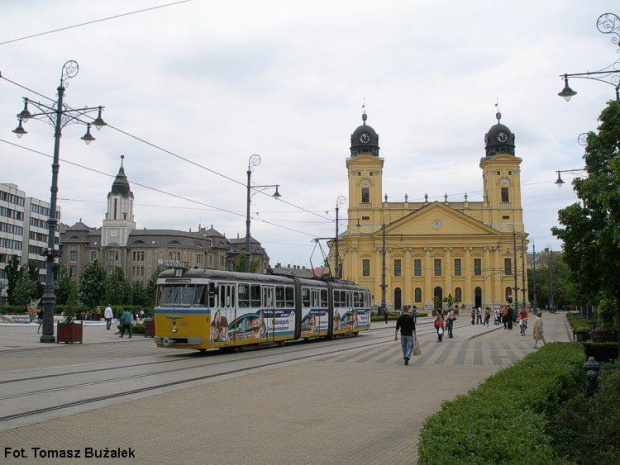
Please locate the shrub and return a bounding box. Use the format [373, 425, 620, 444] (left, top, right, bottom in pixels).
[566, 312, 590, 332]
[582, 342, 618, 362]
[418, 343, 584, 464]
[548, 365, 620, 464]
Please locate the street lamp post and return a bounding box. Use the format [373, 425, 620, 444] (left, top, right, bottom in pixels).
[558, 13, 620, 102]
[245, 154, 280, 273]
[555, 168, 587, 187]
[334, 196, 346, 279]
[11, 60, 106, 343]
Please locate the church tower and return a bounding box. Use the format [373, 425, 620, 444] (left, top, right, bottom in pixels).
[102, 155, 136, 247]
[346, 109, 384, 233]
[480, 111, 524, 234]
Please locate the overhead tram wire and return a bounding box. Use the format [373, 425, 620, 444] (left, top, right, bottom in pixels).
[0, 0, 193, 46]
[0, 139, 319, 239]
[0, 73, 333, 224]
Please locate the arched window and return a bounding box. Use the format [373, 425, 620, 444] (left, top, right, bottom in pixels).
[505, 287, 512, 304]
[394, 288, 402, 310]
[434, 286, 443, 310]
[415, 287, 422, 303]
[455, 287, 462, 303]
[474, 287, 482, 309]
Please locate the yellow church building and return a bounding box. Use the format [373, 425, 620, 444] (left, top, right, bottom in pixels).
[331, 110, 529, 312]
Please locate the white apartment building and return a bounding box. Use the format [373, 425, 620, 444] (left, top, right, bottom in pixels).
[0, 183, 60, 303]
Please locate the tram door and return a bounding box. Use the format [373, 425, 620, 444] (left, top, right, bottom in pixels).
[312, 289, 321, 336]
[262, 286, 275, 341]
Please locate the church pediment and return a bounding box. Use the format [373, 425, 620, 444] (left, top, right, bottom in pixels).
[385, 202, 500, 237]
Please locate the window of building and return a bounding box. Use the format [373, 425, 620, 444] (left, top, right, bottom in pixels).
[508, 170, 512, 175]
[69, 266, 77, 277]
[90, 251, 97, 262]
[361, 187, 370, 203]
[454, 258, 462, 276]
[474, 258, 482, 275]
[197, 253, 203, 264]
[108, 251, 115, 261]
[362, 216, 370, 221]
[504, 258, 512, 275]
[414, 259, 422, 276]
[502, 215, 510, 220]
[434, 259, 442, 277]
[455, 287, 462, 302]
[362, 259, 370, 277]
[393, 259, 401, 277]
[505, 287, 512, 303]
[496, 170, 501, 175]
[70, 250, 77, 261]
[207, 254, 213, 267]
[414, 288, 422, 303]
[501, 187, 510, 203]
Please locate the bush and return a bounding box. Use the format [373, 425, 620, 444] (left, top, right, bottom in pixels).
[566, 312, 590, 332]
[549, 365, 620, 464]
[418, 343, 584, 464]
[582, 342, 618, 362]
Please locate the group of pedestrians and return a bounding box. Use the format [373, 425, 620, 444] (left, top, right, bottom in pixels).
[103, 304, 136, 338]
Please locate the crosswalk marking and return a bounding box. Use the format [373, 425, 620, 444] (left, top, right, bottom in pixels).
[318, 340, 534, 367]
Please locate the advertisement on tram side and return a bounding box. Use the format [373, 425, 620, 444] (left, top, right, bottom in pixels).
[333, 309, 370, 334]
[210, 308, 296, 343]
[300, 309, 329, 337]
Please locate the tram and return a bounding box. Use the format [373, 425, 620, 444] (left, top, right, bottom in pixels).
[153, 268, 371, 352]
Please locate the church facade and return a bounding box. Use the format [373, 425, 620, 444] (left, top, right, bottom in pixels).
[332, 111, 529, 312]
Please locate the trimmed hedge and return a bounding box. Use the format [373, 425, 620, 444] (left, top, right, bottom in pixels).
[418, 343, 584, 464]
[566, 312, 590, 332]
[371, 311, 428, 322]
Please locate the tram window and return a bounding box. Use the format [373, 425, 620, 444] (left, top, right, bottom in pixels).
[320, 289, 328, 308]
[238, 283, 250, 308]
[333, 290, 341, 307]
[159, 285, 194, 307]
[353, 292, 361, 308]
[346, 291, 352, 308]
[193, 285, 207, 307]
[285, 287, 294, 307]
[263, 287, 274, 308]
[302, 288, 310, 308]
[364, 292, 370, 307]
[275, 286, 285, 308]
[209, 283, 218, 308]
[250, 284, 261, 308]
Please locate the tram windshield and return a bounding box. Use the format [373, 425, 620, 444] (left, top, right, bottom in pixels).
[158, 284, 207, 307]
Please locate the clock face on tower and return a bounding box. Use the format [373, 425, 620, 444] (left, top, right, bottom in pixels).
[359, 133, 371, 144]
[497, 131, 508, 143]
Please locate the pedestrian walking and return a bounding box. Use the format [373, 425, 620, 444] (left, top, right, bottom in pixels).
[471, 307, 476, 325]
[384, 307, 389, 324]
[446, 308, 456, 338]
[533, 312, 546, 348]
[411, 305, 418, 324]
[518, 309, 528, 336]
[502, 306, 509, 329]
[435, 310, 445, 342]
[395, 305, 417, 366]
[119, 309, 133, 338]
[484, 307, 491, 326]
[104, 304, 114, 330]
[476, 307, 483, 324]
[36, 309, 44, 334]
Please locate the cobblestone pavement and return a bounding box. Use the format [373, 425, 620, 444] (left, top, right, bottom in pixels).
[0, 313, 570, 464]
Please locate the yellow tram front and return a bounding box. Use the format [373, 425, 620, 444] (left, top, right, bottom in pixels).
[154, 269, 211, 351]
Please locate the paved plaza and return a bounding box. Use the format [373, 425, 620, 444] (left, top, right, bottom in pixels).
[0, 313, 571, 464]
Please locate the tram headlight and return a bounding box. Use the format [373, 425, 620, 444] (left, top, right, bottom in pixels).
[171, 322, 178, 333]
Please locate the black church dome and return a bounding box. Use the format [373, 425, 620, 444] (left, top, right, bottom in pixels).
[484, 112, 515, 157]
[350, 111, 380, 157]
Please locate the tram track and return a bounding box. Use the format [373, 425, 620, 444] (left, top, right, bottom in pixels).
[0, 324, 441, 425]
[1, 321, 437, 386]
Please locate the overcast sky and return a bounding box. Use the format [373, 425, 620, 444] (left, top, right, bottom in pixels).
[1, 1, 618, 268]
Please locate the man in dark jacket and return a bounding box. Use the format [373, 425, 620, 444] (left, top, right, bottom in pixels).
[395, 306, 417, 366]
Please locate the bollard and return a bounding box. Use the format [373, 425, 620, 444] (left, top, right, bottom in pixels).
[583, 356, 601, 397]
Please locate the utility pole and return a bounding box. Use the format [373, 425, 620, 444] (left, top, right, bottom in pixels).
[548, 248, 555, 313]
[521, 239, 527, 308]
[532, 243, 538, 312]
[380, 222, 387, 314]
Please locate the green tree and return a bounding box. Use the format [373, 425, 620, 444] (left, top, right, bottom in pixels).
[25, 260, 44, 300]
[233, 253, 259, 273]
[4, 255, 20, 305]
[527, 250, 578, 310]
[132, 281, 149, 307]
[107, 266, 132, 305]
[13, 272, 36, 307]
[146, 266, 164, 308]
[79, 260, 108, 308]
[56, 265, 78, 306]
[552, 100, 620, 330]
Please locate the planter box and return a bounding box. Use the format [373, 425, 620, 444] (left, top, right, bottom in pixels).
[590, 330, 618, 343]
[573, 330, 589, 342]
[57, 322, 83, 343]
[144, 319, 155, 338]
